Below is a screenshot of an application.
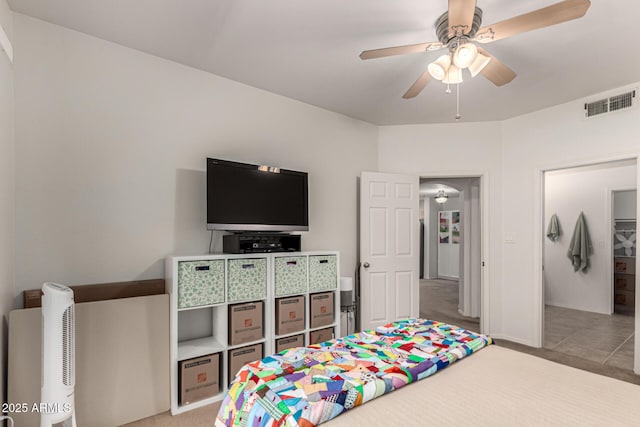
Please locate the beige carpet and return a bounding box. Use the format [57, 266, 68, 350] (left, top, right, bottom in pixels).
[121, 402, 221, 426]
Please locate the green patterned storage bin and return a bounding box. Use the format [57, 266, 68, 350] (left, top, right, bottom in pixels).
[227, 258, 267, 302]
[274, 256, 308, 297]
[177, 260, 225, 309]
[309, 255, 337, 292]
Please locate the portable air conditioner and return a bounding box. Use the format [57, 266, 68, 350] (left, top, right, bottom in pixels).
[41, 282, 77, 427]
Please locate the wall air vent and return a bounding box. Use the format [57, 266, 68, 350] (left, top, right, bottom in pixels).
[584, 90, 636, 118]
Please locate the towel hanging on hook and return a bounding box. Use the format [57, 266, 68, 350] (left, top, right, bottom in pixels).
[546, 214, 561, 242]
[567, 212, 593, 272]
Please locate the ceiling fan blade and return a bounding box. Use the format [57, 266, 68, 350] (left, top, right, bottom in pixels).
[475, 0, 591, 44]
[448, 0, 477, 37]
[403, 69, 432, 99]
[359, 42, 443, 60]
[477, 47, 516, 86]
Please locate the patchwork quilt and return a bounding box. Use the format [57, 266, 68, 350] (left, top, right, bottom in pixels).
[216, 318, 492, 427]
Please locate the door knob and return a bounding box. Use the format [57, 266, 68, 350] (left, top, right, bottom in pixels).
[363, 262, 370, 268]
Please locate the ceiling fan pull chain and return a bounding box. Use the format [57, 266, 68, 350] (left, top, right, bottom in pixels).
[456, 83, 461, 121]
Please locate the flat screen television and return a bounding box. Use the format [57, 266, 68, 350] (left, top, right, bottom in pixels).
[207, 158, 309, 231]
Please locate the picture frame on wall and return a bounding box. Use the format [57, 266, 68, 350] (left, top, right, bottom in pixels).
[439, 211, 450, 243]
[451, 211, 460, 244]
[439, 210, 460, 244]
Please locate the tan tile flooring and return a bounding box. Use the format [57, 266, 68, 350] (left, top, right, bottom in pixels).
[544, 304, 635, 371]
[421, 279, 636, 372]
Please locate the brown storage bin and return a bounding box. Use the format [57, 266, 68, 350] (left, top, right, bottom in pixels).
[310, 292, 334, 329]
[309, 327, 334, 345]
[179, 353, 220, 405]
[275, 295, 305, 335]
[614, 257, 636, 274]
[228, 343, 263, 381]
[228, 301, 264, 345]
[275, 334, 304, 353]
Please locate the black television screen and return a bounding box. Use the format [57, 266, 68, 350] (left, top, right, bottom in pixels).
[207, 158, 309, 231]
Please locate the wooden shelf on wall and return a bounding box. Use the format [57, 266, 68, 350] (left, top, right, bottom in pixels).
[23, 278, 166, 308]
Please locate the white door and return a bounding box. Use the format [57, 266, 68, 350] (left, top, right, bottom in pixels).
[360, 172, 420, 330]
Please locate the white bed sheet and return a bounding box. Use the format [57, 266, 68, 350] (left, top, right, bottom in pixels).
[326, 345, 640, 426]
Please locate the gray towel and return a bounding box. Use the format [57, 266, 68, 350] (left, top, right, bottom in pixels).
[567, 212, 593, 272]
[546, 214, 560, 241]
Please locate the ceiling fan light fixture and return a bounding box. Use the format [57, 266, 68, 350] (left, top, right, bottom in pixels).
[435, 190, 448, 203]
[427, 54, 452, 81]
[442, 64, 463, 84]
[468, 52, 491, 77]
[453, 42, 478, 68]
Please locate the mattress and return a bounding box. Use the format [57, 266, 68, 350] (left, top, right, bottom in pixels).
[216, 318, 492, 426]
[327, 345, 640, 426]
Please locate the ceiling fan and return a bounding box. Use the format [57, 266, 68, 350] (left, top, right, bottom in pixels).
[360, 0, 591, 99]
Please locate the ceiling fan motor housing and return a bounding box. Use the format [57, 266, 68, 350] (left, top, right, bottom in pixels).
[435, 7, 483, 50]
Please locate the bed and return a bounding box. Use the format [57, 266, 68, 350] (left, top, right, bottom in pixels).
[215, 318, 492, 426]
[216, 318, 640, 426]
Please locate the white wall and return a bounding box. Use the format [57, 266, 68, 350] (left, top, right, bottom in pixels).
[501, 85, 640, 347]
[544, 163, 637, 314]
[12, 14, 378, 297]
[378, 122, 503, 335]
[614, 190, 637, 220]
[0, 0, 13, 408]
[379, 85, 640, 349]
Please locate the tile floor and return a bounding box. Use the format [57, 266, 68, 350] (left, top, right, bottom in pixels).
[420, 279, 637, 373]
[544, 304, 635, 371]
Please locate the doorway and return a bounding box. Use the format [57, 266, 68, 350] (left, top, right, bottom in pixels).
[542, 160, 636, 371]
[419, 177, 481, 332]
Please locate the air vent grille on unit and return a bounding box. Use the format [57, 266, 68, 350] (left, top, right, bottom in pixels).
[585, 90, 636, 118]
[62, 305, 74, 386]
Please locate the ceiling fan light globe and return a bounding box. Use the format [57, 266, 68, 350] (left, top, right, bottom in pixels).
[427, 54, 451, 81]
[453, 43, 478, 68]
[468, 52, 491, 77]
[442, 64, 463, 84]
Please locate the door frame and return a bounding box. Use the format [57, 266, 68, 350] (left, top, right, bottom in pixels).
[417, 171, 489, 334]
[534, 154, 640, 374]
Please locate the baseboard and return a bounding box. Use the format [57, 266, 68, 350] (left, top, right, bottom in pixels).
[489, 333, 537, 348]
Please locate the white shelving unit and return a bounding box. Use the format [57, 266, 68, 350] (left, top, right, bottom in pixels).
[166, 251, 339, 415]
[271, 252, 341, 348]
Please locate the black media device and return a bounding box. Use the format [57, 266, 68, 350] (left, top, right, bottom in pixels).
[207, 158, 309, 232]
[223, 233, 301, 254]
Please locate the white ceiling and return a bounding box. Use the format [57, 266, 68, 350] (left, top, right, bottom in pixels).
[8, 0, 640, 125]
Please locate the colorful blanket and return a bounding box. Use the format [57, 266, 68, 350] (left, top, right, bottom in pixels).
[216, 318, 492, 427]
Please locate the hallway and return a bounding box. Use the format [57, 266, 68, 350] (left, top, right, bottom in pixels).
[419, 278, 479, 332]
